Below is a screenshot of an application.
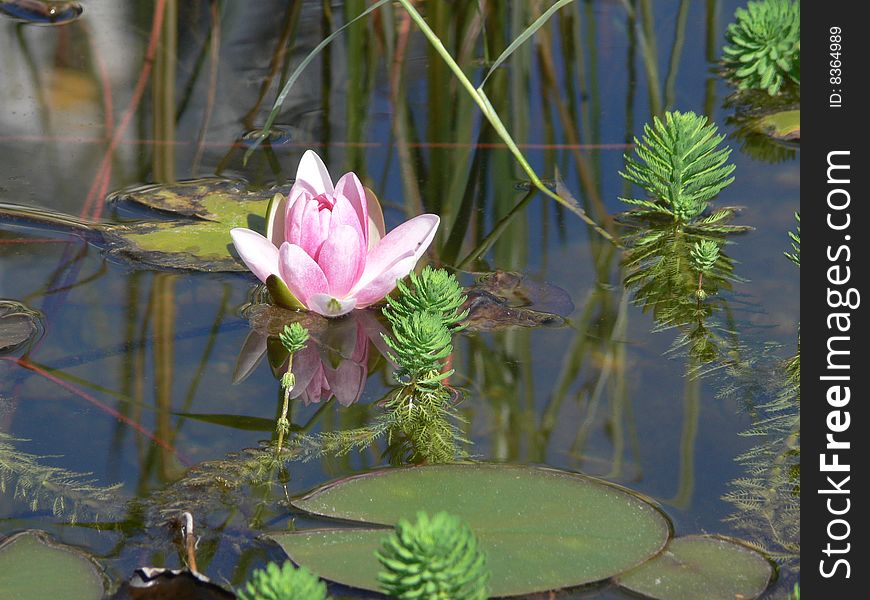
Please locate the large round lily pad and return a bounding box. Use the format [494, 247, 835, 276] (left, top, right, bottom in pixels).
[614, 535, 774, 600]
[0, 530, 105, 600]
[270, 463, 671, 596]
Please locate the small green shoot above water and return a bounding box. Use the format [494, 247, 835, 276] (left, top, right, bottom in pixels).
[276, 323, 310, 454]
[722, 0, 800, 96]
[377, 511, 488, 600]
[238, 561, 329, 600]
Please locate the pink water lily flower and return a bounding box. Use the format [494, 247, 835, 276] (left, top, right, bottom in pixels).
[231, 150, 439, 317]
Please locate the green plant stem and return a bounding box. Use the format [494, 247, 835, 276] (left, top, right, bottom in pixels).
[395, 0, 615, 245]
[276, 356, 295, 454]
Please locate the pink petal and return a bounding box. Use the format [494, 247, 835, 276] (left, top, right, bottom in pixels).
[365, 187, 386, 249]
[265, 193, 288, 247]
[351, 254, 418, 308]
[278, 242, 328, 307]
[293, 150, 334, 197]
[230, 228, 280, 283]
[307, 293, 358, 318]
[293, 197, 327, 258]
[318, 224, 364, 298]
[350, 214, 440, 298]
[335, 173, 369, 244]
[328, 193, 366, 260]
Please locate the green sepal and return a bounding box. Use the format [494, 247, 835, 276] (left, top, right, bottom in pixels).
[267, 274, 305, 310]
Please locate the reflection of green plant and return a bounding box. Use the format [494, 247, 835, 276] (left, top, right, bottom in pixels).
[723, 0, 800, 95]
[377, 511, 488, 600]
[787, 583, 800, 600]
[238, 562, 329, 600]
[691, 239, 720, 274]
[784, 212, 800, 267]
[620, 111, 735, 224]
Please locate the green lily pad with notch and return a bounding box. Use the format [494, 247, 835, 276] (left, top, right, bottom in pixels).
[0, 530, 106, 600]
[105, 178, 291, 271]
[0, 179, 290, 271]
[614, 535, 774, 600]
[268, 463, 672, 596]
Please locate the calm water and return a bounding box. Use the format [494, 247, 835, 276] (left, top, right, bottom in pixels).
[0, 1, 798, 597]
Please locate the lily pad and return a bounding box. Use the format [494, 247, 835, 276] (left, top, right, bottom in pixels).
[750, 109, 800, 141]
[0, 179, 288, 271]
[0, 300, 44, 355]
[614, 535, 774, 600]
[0, 530, 106, 600]
[462, 271, 574, 331]
[105, 179, 291, 271]
[269, 463, 671, 596]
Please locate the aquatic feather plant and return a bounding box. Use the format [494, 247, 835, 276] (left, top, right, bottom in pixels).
[620, 111, 735, 224]
[377, 511, 489, 600]
[722, 0, 800, 95]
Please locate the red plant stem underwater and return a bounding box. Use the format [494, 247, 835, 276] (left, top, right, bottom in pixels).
[1, 356, 189, 465]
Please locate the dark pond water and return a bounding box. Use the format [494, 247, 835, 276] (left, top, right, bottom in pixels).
[0, 1, 798, 597]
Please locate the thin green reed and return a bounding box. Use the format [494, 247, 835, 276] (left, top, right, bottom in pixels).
[663, 0, 691, 111]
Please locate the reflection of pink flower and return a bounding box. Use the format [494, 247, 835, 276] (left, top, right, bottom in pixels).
[234, 311, 391, 407]
[231, 150, 439, 317]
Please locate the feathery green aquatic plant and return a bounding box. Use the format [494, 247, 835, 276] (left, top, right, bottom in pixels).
[293, 268, 468, 464]
[620, 111, 735, 224]
[723, 0, 800, 95]
[384, 311, 454, 388]
[238, 562, 329, 600]
[377, 511, 488, 600]
[784, 212, 800, 267]
[384, 266, 468, 330]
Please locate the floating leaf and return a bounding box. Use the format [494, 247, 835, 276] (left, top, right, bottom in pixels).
[615, 535, 773, 600]
[105, 179, 291, 271]
[0, 300, 43, 355]
[462, 271, 573, 331]
[0, 530, 106, 600]
[269, 464, 671, 596]
[0, 179, 290, 271]
[749, 109, 800, 141]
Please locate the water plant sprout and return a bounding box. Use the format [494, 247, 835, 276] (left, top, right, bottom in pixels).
[722, 0, 800, 96]
[620, 111, 735, 225]
[377, 511, 489, 600]
[276, 322, 310, 453]
[238, 561, 329, 600]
